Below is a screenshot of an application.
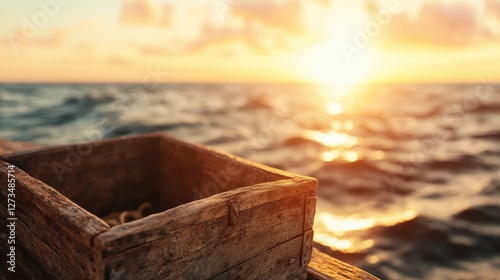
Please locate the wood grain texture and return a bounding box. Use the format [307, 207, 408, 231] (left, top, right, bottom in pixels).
[307, 249, 380, 280]
[101, 195, 306, 279]
[0, 160, 109, 279]
[304, 196, 317, 230]
[211, 235, 306, 280]
[301, 230, 314, 268]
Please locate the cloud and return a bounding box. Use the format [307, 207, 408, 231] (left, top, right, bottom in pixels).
[185, 22, 269, 54]
[33, 29, 67, 47]
[108, 55, 131, 66]
[485, 0, 500, 20]
[137, 0, 317, 56]
[380, 0, 495, 48]
[158, 4, 173, 26]
[141, 45, 171, 56]
[32, 29, 66, 47]
[363, 0, 379, 14]
[3, 29, 67, 51]
[182, 19, 313, 56]
[170, 0, 317, 55]
[312, 0, 332, 8]
[216, 49, 236, 58]
[233, 1, 307, 35]
[121, 0, 154, 25]
[120, 0, 173, 26]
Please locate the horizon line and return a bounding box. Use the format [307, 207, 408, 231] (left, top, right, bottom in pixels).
[0, 80, 498, 85]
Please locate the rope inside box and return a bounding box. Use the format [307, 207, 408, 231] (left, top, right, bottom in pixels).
[102, 202, 153, 227]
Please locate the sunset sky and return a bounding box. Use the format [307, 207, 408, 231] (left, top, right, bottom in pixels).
[1, 0, 499, 83]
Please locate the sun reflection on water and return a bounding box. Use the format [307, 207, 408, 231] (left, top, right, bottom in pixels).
[320, 150, 341, 162]
[343, 150, 360, 162]
[367, 254, 380, 264]
[371, 150, 385, 160]
[304, 130, 358, 148]
[313, 209, 417, 253]
[309, 87, 366, 163]
[326, 101, 343, 115]
[343, 120, 354, 130]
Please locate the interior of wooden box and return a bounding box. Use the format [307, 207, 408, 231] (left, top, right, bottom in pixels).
[3, 134, 288, 225]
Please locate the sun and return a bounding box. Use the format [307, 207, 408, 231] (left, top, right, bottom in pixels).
[301, 39, 378, 86]
[299, 2, 378, 86]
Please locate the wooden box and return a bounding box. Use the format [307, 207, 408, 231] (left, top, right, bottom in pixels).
[0, 133, 317, 279]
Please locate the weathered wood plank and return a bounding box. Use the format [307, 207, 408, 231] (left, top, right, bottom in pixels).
[1, 240, 56, 280]
[3, 215, 75, 279]
[0, 160, 109, 279]
[0, 196, 98, 279]
[210, 235, 305, 280]
[304, 196, 316, 230]
[301, 230, 314, 268]
[0, 161, 109, 247]
[102, 195, 306, 279]
[0, 199, 92, 279]
[307, 249, 379, 280]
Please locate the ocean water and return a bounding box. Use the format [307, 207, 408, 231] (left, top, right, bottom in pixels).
[1, 83, 499, 279]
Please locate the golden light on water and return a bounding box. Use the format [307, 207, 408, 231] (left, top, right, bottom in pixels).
[367, 254, 381, 264]
[316, 212, 377, 234]
[321, 150, 363, 163]
[326, 101, 343, 115]
[320, 150, 341, 162]
[330, 120, 354, 131]
[313, 209, 418, 253]
[330, 121, 343, 130]
[304, 130, 358, 148]
[311, 94, 363, 163]
[317, 235, 352, 251]
[343, 150, 360, 162]
[343, 120, 354, 130]
[313, 233, 376, 252]
[371, 150, 385, 160]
